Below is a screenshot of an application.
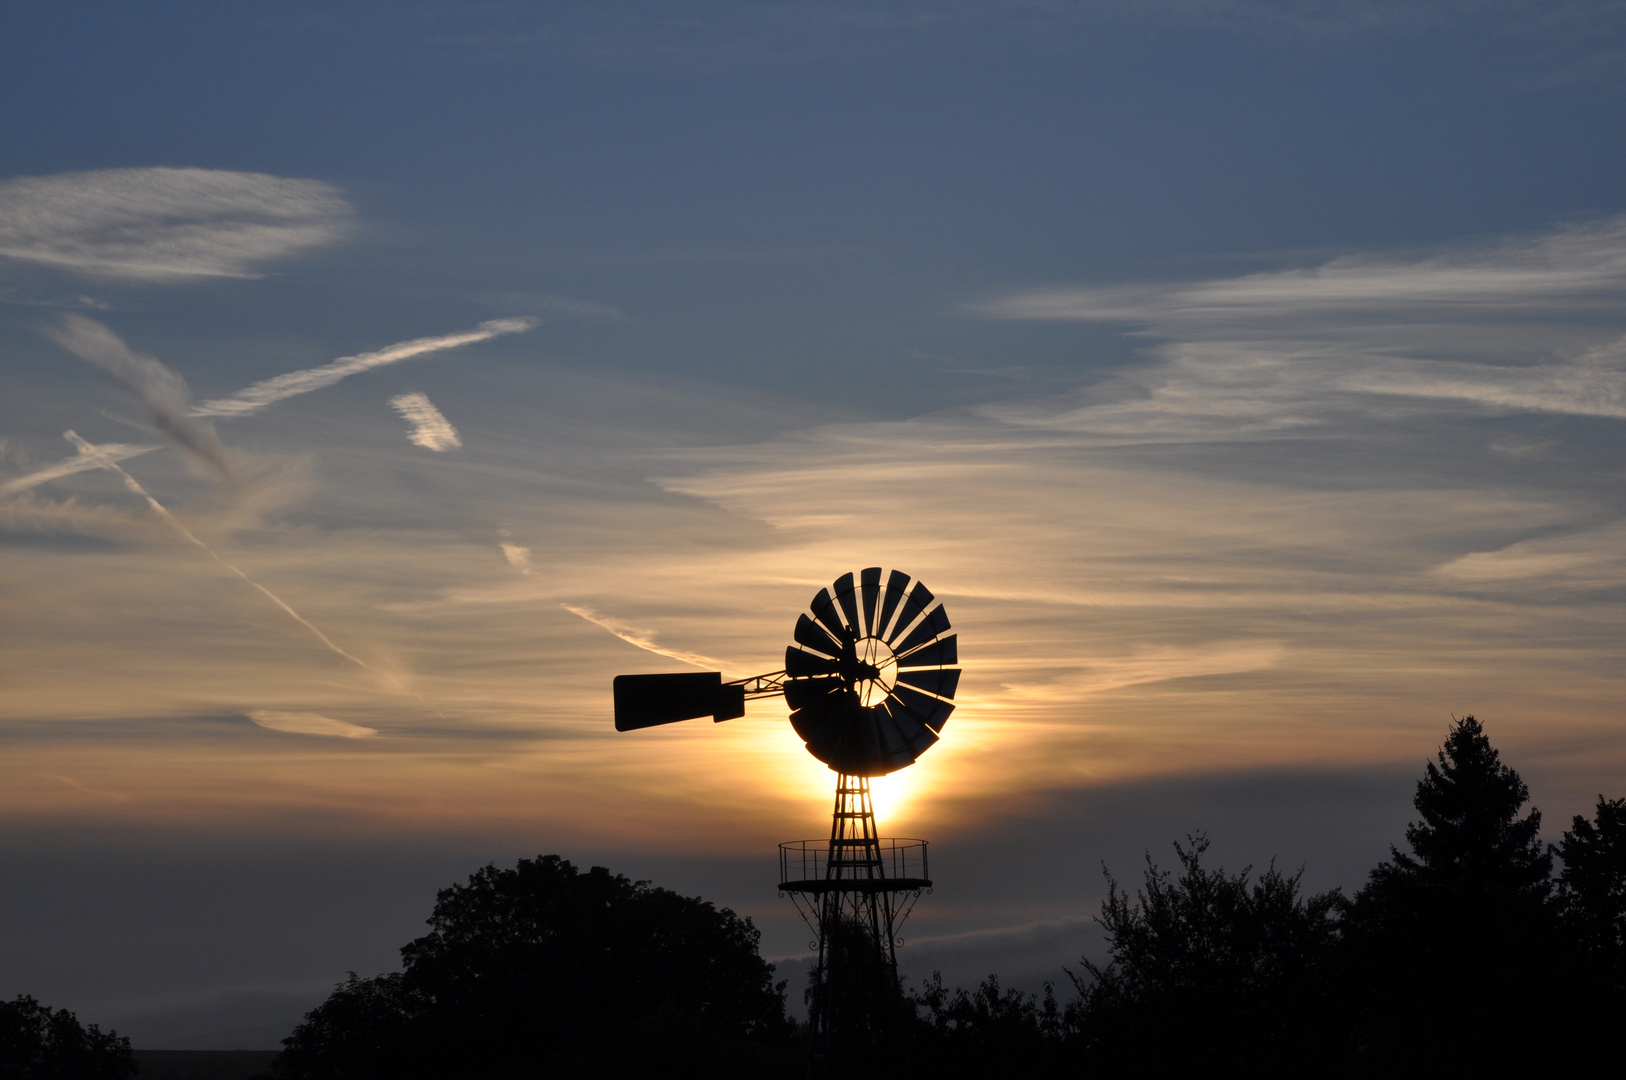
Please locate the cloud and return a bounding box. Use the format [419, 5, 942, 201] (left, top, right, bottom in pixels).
[0, 167, 350, 281]
[38, 773, 130, 802]
[970, 215, 1626, 436]
[7, 216, 1626, 878]
[975, 216, 1626, 323]
[389, 392, 462, 451]
[47, 315, 236, 479]
[1436, 523, 1626, 590]
[192, 318, 537, 419]
[247, 710, 378, 738]
[500, 543, 535, 576]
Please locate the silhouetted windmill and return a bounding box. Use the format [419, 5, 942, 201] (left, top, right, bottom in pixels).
[613, 567, 960, 1076]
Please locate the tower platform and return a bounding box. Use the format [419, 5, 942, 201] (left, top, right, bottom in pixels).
[778, 838, 931, 894]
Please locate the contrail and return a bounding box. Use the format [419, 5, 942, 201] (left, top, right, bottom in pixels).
[191, 317, 538, 418]
[0, 441, 158, 496]
[64, 430, 379, 675]
[560, 603, 725, 671]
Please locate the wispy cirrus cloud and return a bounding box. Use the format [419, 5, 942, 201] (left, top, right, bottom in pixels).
[0, 167, 350, 282]
[975, 215, 1626, 323]
[389, 392, 462, 451]
[46, 315, 238, 479]
[248, 710, 378, 739]
[971, 214, 1626, 435]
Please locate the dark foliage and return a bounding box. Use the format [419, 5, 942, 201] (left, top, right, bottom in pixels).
[272, 854, 795, 1079]
[1342, 715, 1559, 1074]
[131, 1049, 280, 1080]
[1553, 795, 1626, 1055]
[1558, 795, 1626, 975]
[913, 716, 1626, 1077]
[260, 720, 1626, 1078]
[911, 972, 1065, 1079]
[0, 995, 134, 1080]
[1070, 834, 1343, 1076]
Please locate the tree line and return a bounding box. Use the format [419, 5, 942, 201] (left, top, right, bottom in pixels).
[912, 716, 1626, 1077]
[6, 715, 1622, 1077]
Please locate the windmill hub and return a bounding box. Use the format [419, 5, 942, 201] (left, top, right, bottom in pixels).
[837, 638, 895, 705]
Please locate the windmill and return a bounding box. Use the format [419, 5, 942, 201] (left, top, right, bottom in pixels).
[613, 567, 960, 1076]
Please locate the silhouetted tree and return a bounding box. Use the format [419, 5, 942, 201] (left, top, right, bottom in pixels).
[273, 854, 795, 1079]
[1068, 834, 1343, 1077]
[1558, 795, 1626, 974]
[1343, 715, 1557, 1075]
[0, 995, 134, 1080]
[911, 972, 1065, 1079]
[1552, 795, 1626, 1055]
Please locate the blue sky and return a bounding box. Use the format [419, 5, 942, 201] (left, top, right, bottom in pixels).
[3, 0, 1625, 1048]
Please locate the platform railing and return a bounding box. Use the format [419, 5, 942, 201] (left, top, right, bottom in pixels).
[779, 838, 929, 889]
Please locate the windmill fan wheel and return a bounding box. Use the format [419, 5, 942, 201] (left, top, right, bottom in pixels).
[784, 567, 960, 777]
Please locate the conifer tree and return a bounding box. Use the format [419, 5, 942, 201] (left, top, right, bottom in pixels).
[1373, 714, 1550, 898]
[1345, 716, 1556, 1075]
[1557, 795, 1626, 970]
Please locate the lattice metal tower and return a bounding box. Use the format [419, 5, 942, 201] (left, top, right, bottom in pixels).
[612, 567, 960, 1078]
[780, 774, 931, 1076]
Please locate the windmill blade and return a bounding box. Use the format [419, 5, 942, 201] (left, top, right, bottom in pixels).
[796, 697, 867, 770]
[876, 699, 937, 768]
[784, 674, 843, 712]
[896, 667, 960, 699]
[892, 604, 951, 657]
[907, 720, 941, 755]
[859, 567, 882, 636]
[613, 673, 745, 731]
[810, 588, 847, 642]
[832, 571, 862, 637]
[785, 646, 840, 677]
[876, 570, 911, 641]
[790, 700, 836, 746]
[794, 614, 843, 657]
[885, 581, 936, 646]
[874, 706, 916, 761]
[896, 634, 957, 668]
[888, 683, 955, 733]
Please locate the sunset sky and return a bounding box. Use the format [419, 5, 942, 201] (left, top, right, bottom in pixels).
[3, 1, 1625, 1048]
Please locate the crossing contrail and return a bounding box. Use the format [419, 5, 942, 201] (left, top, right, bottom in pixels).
[64, 430, 379, 675]
[10, 316, 538, 501]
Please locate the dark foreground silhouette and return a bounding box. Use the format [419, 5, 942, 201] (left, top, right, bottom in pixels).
[14, 715, 1621, 1078]
[911, 715, 1626, 1078]
[270, 855, 799, 1078]
[0, 994, 134, 1078]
